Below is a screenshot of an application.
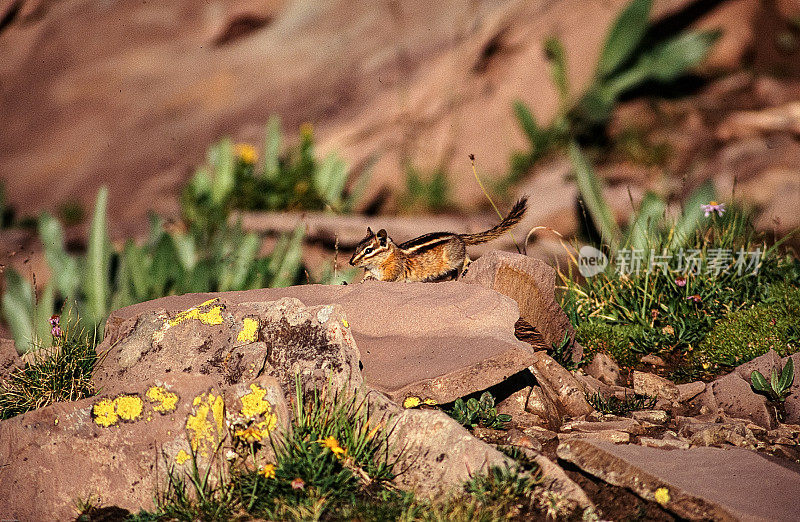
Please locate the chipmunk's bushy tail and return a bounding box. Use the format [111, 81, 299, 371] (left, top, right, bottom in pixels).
[458, 197, 528, 245]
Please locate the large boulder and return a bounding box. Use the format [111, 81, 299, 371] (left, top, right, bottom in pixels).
[103, 282, 537, 405]
[0, 374, 290, 520]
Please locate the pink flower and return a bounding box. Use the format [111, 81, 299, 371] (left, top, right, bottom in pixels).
[675, 276, 686, 287]
[686, 294, 702, 303]
[51, 325, 62, 337]
[700, 201, 725, 217]
[291, 477, 305, 490]
[49, 315, 60, 327]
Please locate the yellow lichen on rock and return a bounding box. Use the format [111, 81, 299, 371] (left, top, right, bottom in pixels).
[92, 398, 118, 427]
[168, 298, 224, 327]
[185, 391, 225, 457]
[175, 449, 191, 465]
[403, 396, 421, 409]
[114, 396, 144, 421]
[654, 487, 670, 505]
[237, 318, 259, 343]
[240, 383, 272, 418]
[147, 386, 179, 413]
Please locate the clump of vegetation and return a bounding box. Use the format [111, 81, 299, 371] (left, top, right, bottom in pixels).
[398, 164, 452, 213]
[506, 0, 719, 185]
[751, 358, 795, 404]
[586, 392, 657, 415]
[182, 118, 367, 216]
[575, 323, 641, 368]
[0, 315, 96, 420]
[697, 285, 800, 368]
[118, 381, 573, 521]
[447, 391, 512, 430]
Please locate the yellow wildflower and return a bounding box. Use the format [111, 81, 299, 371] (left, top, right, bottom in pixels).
[654, 487, 670, 505]
[235, 426, 264, 443]
[259, 463, 276, 479]
[235, 143, 258, 164]
[317, 436, 346, 458]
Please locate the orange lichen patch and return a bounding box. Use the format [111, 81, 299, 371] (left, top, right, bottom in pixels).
[146, 386, 179, 414]
[185, 391, 225, 458]
[237, 318, 259, 343]
[175, 449, 191, 465]
[92, 398, 118, 427]
[168, 298, 224, 327]
[114, 395, 144, 421]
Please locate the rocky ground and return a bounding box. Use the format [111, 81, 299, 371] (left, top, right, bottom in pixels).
[1, 251, 798, 520]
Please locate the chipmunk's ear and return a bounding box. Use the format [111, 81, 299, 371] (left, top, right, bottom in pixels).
[367, 227, 373, 235]
[377, 229, 388, 246]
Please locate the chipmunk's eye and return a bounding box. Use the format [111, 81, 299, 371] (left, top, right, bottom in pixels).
[364, 247, 373, 254]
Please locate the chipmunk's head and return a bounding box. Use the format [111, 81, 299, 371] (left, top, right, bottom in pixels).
[350, 227, 393, 269]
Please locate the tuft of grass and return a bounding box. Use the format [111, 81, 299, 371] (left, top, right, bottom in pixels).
[563, 204, 800, 378]
[398, 165, 452, 213]
[0, 317, 97, 420]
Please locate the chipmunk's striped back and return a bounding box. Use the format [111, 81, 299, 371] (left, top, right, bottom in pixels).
[349, 197, 528, 282]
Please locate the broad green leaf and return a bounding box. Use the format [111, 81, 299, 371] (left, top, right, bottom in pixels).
[123, 241, 151, 300]
[544, 36, 570, 107]
[111, 253, 133, 311]
[597, 0, 652, 79]
[771, 368, 780, 393]
[220, 232, 260, 291]
[568, 141, 621, 249]
[750, 370, 768, 391]
[270, 226, 304, 288]
[342, 160, 373, 214]
[779, 358, 794, 391]
[210, 139, 235, 206]
[32, 281, 55, 350]
[673, 181, 715, 247]
[1, 268, 35, 353]
[171, 233, 198, 271]
[85, 187, 111, 327]
[640, 30, 720, 83]
[627, 191, 666, 251]
[38, 212, 80, 299]
[263, 116, 282, 181]
[314, 154, 348, 209]
[513, 100, 541, 145]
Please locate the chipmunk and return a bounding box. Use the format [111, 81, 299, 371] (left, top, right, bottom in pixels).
[349, 197, 528, 282]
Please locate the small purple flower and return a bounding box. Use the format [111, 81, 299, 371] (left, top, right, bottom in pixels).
[49, 314, 60, 327]
[686, 294, 702, 303]
[700, 201, 725, 217]
[51, 325, 62, 338]
[675, 276, 687, 287]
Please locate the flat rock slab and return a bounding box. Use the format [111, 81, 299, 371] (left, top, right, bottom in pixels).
[558, 439, 800, 521]
[104, 281, 536, 405]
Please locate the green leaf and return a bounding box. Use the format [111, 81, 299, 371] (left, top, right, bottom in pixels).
[750, 370, 768, 391]
[779, 358, 794, 391]
[269, 226, 304, 288]
[263, 116, 282, 181]
[85, 187, 111, 327]
[513, 100, 542, 145]
[1, 268, 36, 353]
[626, 191, 667, 251]
[569, 141, 621, 249]
[171, 233, 198, 272]
[342, 162, 373, 214]
[38, 212, 80, 299]
[639, 30, 720, 83]
[210, 139, 235, 206]
[219, 232, 260, 291]
[314, 153, 349, 209]
[672, 180, 716, 247]
[544, 37, 570, 107]
[770, 368, 780, 393]
[597, 0, 652, 79]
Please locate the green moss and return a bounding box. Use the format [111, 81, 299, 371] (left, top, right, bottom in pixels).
[576, 322, 642, 367]
[696, 286, 800, 368]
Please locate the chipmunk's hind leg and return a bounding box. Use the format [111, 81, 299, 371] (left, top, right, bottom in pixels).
[424, 267, 460, 282]
[459, 256, 472, 279]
